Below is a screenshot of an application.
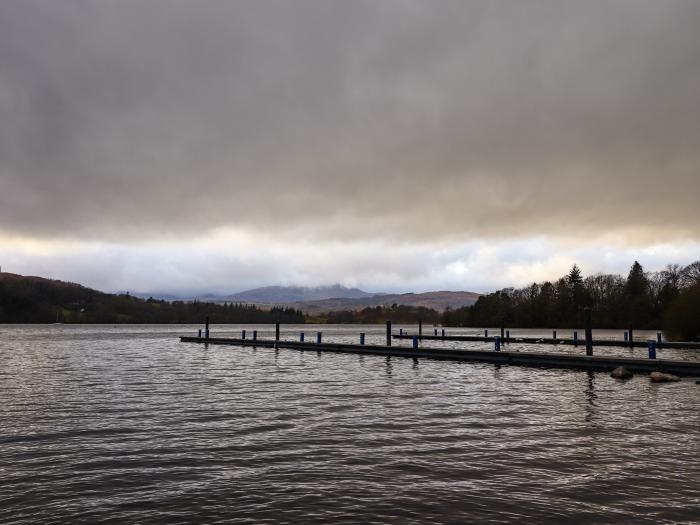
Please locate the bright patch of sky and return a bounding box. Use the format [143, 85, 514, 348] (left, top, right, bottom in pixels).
[2, 234, 699, 295]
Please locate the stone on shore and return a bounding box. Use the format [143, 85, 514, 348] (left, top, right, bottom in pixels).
[650, 371, 680, 382]
[610, 367, 633, 379]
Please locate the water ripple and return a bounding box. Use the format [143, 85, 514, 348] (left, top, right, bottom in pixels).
[0, 324, 698, 524]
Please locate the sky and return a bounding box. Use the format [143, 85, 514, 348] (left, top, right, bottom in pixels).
[1, 0, 700, 295]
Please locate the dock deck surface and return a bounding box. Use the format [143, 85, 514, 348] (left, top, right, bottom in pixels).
[180, 336, 700, 377]
[393, 334, 700, 349]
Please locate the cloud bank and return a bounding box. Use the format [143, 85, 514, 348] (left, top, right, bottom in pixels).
[3, 232, 700, 295]
[2, 1, 700, 292]
[1, 0, 699, 244]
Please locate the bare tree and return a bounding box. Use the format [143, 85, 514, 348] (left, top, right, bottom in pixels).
[662, 264, 683, 289]
[647, 271, 666, 304]
[680, 261, 700, 288]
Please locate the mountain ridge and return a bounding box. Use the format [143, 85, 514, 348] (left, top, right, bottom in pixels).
[287, 290, 480, 313]
[180, 284, 480, 312]
[1, 274, 480, 316]
[209, 284, 375, 303]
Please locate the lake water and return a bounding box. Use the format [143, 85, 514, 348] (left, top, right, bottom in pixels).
[1, 325, 699, 523]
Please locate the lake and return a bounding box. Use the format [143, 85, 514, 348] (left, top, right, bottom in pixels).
[1, 324, 699, 523]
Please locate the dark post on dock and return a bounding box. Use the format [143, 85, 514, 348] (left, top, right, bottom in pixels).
[386, 320, 392, 347]
[205, 316, 210, 338]
[275, 322, 280, 341]
[628, 327, 634, 348]
[418, 319, 423, 339]
[584, 307, 593, 356]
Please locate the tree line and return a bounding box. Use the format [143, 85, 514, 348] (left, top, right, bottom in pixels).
[3, 265, 699, 340]
[442, 261, 700, 341]
[323, 304, 441, 324]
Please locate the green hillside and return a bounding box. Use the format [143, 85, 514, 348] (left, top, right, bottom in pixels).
[0, 273, 304, 324]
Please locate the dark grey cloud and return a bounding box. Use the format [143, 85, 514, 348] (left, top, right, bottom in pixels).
[1, 0, 699, 242]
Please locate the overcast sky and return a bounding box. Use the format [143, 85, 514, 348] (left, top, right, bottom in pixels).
[1, 0, 700, 294]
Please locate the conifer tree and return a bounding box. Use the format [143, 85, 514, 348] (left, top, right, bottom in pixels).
[625, 261, 652, 327]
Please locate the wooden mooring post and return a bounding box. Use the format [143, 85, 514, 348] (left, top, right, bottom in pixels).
[584, 307, 593, 356]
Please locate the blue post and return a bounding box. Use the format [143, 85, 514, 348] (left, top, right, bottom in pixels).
[624, 331, 628, 342]
[412, 335, 418, 349]
[317, 332, 322, 344]
[198, 329, 202, 338]
[485, 329, 489, 337]
[360, 333, 365, 345]
[300, 332, 305, 342]
[657, 332, 662, 343]
[253, 330, 257, 341]
[648, 340, 657, 359]
[506, 329, 510, 342]
[573, 331, 578, 346]
[553, 329, 556, 339]
[494, 336, 501, 351]
[240, 330, 245, 340]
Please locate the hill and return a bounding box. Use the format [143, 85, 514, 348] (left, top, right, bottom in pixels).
[201, 284, 375, 303]
[290, 291, 481, 314]
[192, 286, 480, 313]
[0, 272, 480, 323]
[0, 272, 303, 324]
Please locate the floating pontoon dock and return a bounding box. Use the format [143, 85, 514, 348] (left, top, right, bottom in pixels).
[392, 333, 700, 350]
[180, 335, 700, 377]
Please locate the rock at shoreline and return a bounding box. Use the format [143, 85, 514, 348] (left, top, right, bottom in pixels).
[611, 367, 633, 379]
[650, 371, 681, 382]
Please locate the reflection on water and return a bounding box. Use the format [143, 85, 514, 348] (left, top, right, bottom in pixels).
[584, 371, 597, 423]
[0, 324, 699, 524]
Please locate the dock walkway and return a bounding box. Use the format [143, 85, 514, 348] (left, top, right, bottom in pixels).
[180, 336, 700, 377]
[392, 334, 700, 350]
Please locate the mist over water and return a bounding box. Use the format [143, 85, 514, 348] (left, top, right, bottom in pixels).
[1, 325, 699, 523]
